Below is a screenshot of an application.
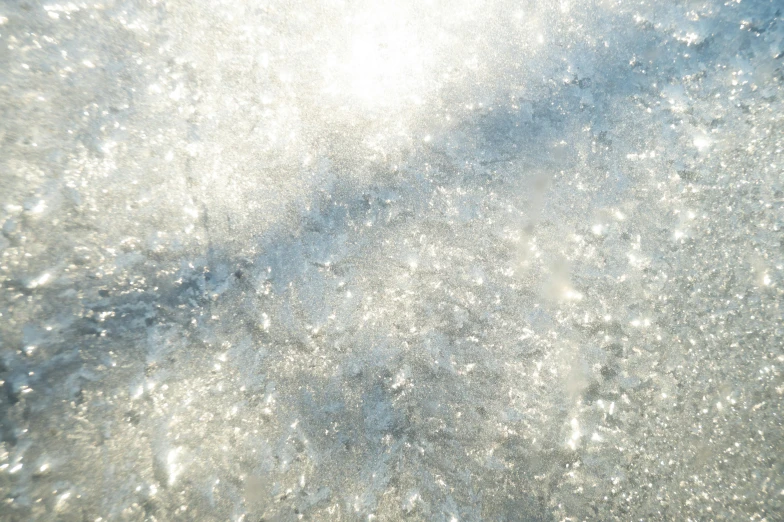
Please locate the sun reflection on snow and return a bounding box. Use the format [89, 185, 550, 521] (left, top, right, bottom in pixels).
[321, 5, 432, 108]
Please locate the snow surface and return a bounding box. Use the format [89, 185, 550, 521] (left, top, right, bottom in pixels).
[1, 0, 783, 520]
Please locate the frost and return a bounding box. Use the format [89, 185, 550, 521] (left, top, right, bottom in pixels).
[1, 0, 783, 520]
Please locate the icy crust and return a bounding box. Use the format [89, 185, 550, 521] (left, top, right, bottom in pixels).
[1, 0, 783, 520]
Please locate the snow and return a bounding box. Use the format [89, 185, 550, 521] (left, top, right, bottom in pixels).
[1, 0, 783, 520]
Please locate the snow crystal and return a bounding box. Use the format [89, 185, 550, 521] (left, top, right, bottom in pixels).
[1, 0, 783, 520]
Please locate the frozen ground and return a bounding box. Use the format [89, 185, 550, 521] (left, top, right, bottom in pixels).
[1, 0, 783, 520]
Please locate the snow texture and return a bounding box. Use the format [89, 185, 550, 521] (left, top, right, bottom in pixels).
[1, 0, 783, 520]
